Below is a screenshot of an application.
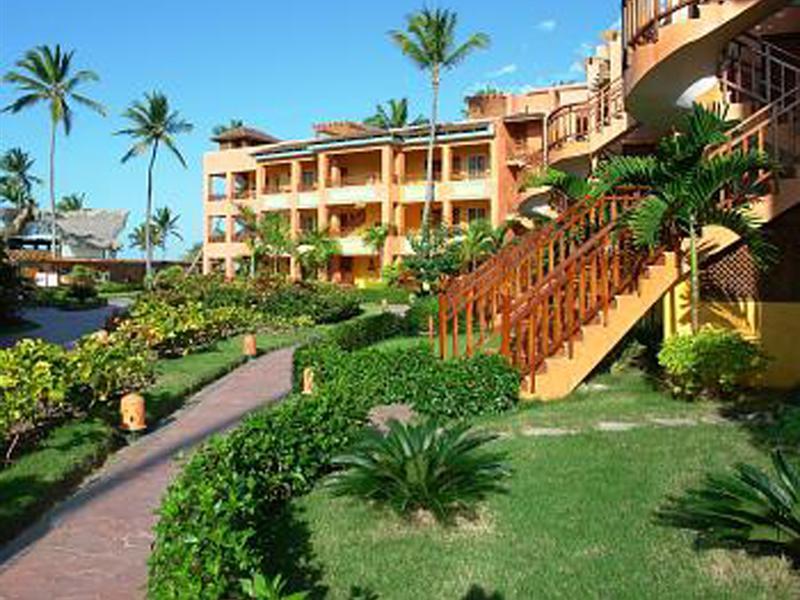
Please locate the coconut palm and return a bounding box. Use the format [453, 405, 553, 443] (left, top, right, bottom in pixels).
[0, 179, 37, 239]
[57, 192, 86, 212]
[659, 451, 800, 560]
[455, 219, 495, 272]
[0, 148, 42, 194]
[295, 228, 340, 281]
[212, 119, 244, 136]
[598, 104, 776, 332]
[238, 206, 293, 277]
[364, 98, 427, 129]
[3, 45, 106, 257]
[129, 221, 163, 255]
[361, 223, 390, 278]
[116, 92, 193, 281]
[152, 206, 183, 258]
[390, 8, 489, 233]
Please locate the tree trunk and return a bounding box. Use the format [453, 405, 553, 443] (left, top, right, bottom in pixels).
[250, 252, 255, 278]
[422, 66, 440, 237]
[49, 121, 57, 258]
[688, 216, 700, 333]
[145, 141, 159, 284]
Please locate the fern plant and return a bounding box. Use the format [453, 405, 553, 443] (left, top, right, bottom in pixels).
[239, 573, 307, 600]
[659, 451, 800, 559]
[326, 420, 510, 523]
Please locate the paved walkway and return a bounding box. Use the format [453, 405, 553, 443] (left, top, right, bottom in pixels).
[0, 298, 132, 348]
[0, 347, 294, 599]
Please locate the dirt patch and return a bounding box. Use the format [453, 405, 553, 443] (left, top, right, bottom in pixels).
[704, 549, 800, 594]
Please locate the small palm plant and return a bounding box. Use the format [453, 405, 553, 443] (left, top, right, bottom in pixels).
[659, 451, 800, 560]
[295, 228, 339, 281]
[364, 98, 427, 129]
[326, 420, 510, 523]
[361, 223, 390, 278]
[57, 192, 87, 211]
[152, 206, 183, 258]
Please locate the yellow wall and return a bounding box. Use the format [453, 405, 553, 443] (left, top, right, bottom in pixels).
[664, 280, 800, 388]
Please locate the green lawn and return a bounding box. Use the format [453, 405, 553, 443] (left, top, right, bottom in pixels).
[0, 326, 317, 546]
[275, 373, 799, 599]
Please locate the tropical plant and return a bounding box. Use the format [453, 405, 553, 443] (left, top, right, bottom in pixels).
[326, 420, 510, 522]
[116, 92, 193, 280]
[390, 8, 489, 232]
[0, 240, 27, 324]
[0, 148, 42, 194]
[364, 98, 427, 129]
[659, 451, 800, 560]
[295, 228, 340, 280]
[404, 224, 460, 292]
[57, 192, 86, 212]
[361, 223, 390, 278]
[454, 218, 501, 272]
[3, 44, 106, 257]
[238, 207, 294, 277]
[129, 221, 164, 255]
[152, 206, 183, 258]
[240, 573, 308, 600]
[599, 104, 776, 331]
[212, 119, 244, 136]
[65, 265, 97, 303]
[524, 166, 608, 202]
[469, 85, 504, 97]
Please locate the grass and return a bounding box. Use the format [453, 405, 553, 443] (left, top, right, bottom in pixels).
[0, 419, 116, 543]
[275, 372, 800, 599]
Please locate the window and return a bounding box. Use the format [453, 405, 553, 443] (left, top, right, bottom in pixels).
[208, 216, 227, 242]
[467, 155, 487, 179]
[467, 207, 487, 223]
[300, 213, 317, 232]
[451, 208, 461, 227]
[302, 170, 316, 189]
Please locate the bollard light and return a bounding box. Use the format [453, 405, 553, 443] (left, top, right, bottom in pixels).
[243, 333, 258, 358]
[120, 393, 146, 432]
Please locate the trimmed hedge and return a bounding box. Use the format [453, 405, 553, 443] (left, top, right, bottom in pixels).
[149, 315, 519, 597]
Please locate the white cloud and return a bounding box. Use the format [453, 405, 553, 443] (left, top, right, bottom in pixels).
[569, 60, 584, 74]
[536, 19, 557, 32]
[487, 63, 518, 78]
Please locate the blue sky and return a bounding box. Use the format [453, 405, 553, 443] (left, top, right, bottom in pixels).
[0, 0, 619, 258]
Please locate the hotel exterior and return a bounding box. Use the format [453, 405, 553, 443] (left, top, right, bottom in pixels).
[204, 0, 800, 393]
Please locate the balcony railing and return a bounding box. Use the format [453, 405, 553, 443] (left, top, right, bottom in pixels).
[331, 173, 381, 187]
[262, 184, 292, 195]
[207, 232, 226, 244]
[207, 193, 226, 202]
[233, 188, 256, 200]
[622, 0, 714, 50]
[547, 102, 591, 151]
[451, 170, 490, 181]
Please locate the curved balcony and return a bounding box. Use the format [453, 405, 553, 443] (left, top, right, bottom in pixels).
[622, 0, 789, 129]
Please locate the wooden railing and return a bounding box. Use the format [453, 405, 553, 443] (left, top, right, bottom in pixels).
[437, 187, 649, 362]
[622, 0, 716, 50]
[720, 35, 800, 106]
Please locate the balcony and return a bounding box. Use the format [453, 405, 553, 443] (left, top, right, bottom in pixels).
[337, 236, 373, 256]
[327, 175, 381, 205]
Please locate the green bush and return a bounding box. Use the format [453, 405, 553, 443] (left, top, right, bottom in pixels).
[259, 282, 360, 324]
[404, 295, 439, 334]
[355, 283, 413, 305]
[96, 280, 143, 295]
[31, 286, 107, 310]
[0, 339, 70, 442]
[658, 326, 768, 400]
[326, 420, 509, 522]
[66, 265, 98, 303]
[0, 240, 27, 324]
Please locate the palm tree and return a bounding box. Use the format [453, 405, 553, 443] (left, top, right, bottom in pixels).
[390, 9, 489, 233]
[599, 104, 776, 332]
[361, 223, 391, 279]
[129, 222, 163, 255]
[0, 179, 37, 239]
[116, 92, 193, 280]
[3, 45, 106, 257]
[238, 206, 293, 277]
[152, 206, 183, 258]
[57, 192, 86, 211]
[295, 228, 340, 281]
[0, 148, 42, 194]
[364, 98, 427, 129]
[455, 219, 494, 272]
[212, 119, 244, 136]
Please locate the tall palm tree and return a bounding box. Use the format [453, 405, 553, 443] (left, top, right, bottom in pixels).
[361, 223, 391, 279]
[116, 92, 193, 280]
[152, 206, 183, 258]
[390, 9, 489, 233]
[212, 119, 244, 136]
[599, 104, 776, 332]
[0, 148, 42, 194]
[364, 98, 427, 129]
[3, 45, 106, 257]
[57, 192, 86, 212]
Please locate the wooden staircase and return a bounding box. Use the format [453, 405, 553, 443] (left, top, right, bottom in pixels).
[438, 20, 800, 400]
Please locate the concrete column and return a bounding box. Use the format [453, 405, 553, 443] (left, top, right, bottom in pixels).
[381, 145, 394, 225]
[489, 138, 502, 227]
[290, 160, 301, 240]
[202, 250, 211, 275]
[225, 172, 234, 198]
[441, 145, 453, 227]
[224, 256, 235, 280]
[317, 153, 329, 230]
[255, 165, 265, 196]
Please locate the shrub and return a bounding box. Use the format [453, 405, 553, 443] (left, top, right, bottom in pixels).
[68, 333, 155, 407]
[240, 573, 308, 600]
[659, 451, 800, 559]
[31, 286, 107, 310]
[0, 240, 27, 324]
[355, 282, 413, 305]
[0, 339, 71, 442]
[658, 326, 768, 400]
[326, 420, 510, 522]
[259, 282, 360, 324]
[404, 295, 439, 334]
[65, 265, 98, 303]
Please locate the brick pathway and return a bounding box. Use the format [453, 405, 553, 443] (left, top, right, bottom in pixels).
[0, 347, 295, 599]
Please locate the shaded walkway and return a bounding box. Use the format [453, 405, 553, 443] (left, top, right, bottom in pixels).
[0, 346, 294, 599]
